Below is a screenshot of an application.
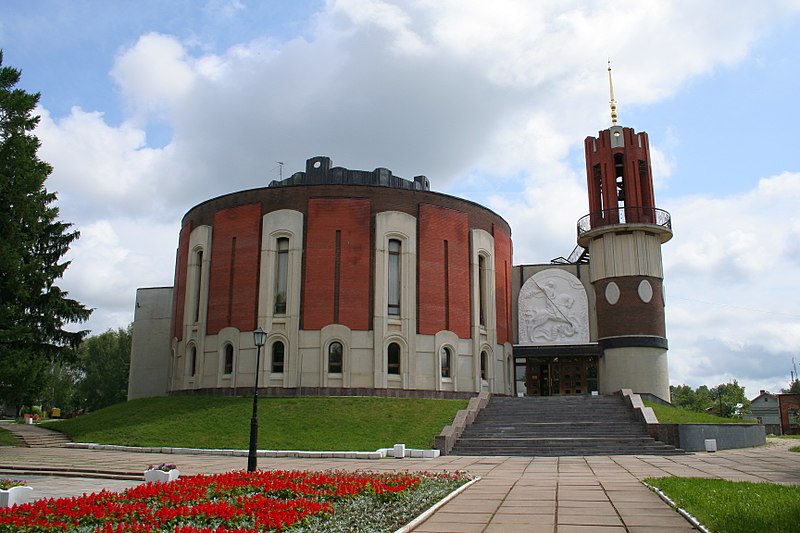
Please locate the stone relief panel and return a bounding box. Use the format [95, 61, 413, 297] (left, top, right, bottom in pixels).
[518, 269, 589, 345]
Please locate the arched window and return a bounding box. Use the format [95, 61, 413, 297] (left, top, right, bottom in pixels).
[274, 238, 289, 315]
[440, 346, 451, 378]
[478, 255, 487, 327]
[272, 341, 285, 374]
[480, 351, 488, 381]
[387, 343, 401, 375]
[193, 250, 203, 323]
[388, 239, 401, 316]
[223, 344, 234, 375]
[189, 346, 197, 377]
[328, 341, 343, 374]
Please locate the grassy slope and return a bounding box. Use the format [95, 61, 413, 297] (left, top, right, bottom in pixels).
[0, 426, 24, 446]
[646, 477, 800, 533]
[644, 401, 753, 424]
[40, 396, 467, 450]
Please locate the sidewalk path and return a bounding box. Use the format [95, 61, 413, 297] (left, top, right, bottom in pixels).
[1, 438, 798, 532]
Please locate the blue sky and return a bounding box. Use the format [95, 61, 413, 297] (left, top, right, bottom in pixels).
[2, 0, 800, 397]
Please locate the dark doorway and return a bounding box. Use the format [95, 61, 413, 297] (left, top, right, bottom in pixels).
[518, 357, 598, 396]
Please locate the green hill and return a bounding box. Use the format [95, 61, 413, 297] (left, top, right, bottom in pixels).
[41, 396, 467, 451]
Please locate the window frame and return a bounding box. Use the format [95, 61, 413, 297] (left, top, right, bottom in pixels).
[387, 342, 401, 375]
[274, 237, 290, 315]
[328, 341, 344, 374]
[271, 341, 285, 374]
[223, 344, 234, 375]
[188, 345, 197, 377]
[440, 346, 452, 378]
[387, 239, 401, 316]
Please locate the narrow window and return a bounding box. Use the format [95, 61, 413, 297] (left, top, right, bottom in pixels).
[227, 237, 237, 324]
[592, 164, 603, 211]
[334, 230, 341, 323]
[444, 240, 450, 330]
[440, 346, 451, 378]
[328, 341, 343, 374]
[480, 351, 488, 381]
[387, 342, 401, 375]
[189, 346, 197, 377]
[639, 159, 653, 222]
[274, 238, 289, 315]
[614, 153, 625, 214]
[271, 341, 285, 374]
[223, 344, 234, 375]
[478, 255, 486, 327]
[388, 239, 401, 316]
[193, 250, 203, 323]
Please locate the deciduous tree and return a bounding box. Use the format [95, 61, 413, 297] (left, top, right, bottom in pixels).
[74, 326, 131, 411]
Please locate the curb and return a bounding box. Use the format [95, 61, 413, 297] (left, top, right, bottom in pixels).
[64, 443, 441, 460]
[642, 481, 712, 533]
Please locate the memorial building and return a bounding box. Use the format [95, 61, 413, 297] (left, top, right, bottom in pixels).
[129, 81, 673, 402]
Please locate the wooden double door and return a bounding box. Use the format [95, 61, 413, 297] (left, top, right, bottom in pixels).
[524, 357, 597, 396]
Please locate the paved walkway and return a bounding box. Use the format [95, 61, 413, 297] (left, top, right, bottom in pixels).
[1, 439, 798, 532]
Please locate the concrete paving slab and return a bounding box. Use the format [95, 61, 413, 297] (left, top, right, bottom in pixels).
[558, 514, 624, 527]
[484, 524, 554, 533]
[557, 526, 626, 532]
[1, 436, 798, 532]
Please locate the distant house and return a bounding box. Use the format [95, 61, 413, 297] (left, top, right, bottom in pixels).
[746, 390, 781, 435]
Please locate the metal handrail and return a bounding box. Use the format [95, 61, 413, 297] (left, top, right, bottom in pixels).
[577, 207, 672, 238]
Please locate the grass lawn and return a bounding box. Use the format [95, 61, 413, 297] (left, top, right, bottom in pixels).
[0, 426, 24, 447]
[645, 477, 800, 533]
[40, 396, 466, 450]
[644, 401, 753, 424]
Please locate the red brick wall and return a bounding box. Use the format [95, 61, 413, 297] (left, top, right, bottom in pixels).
[594, 277, 666, 339]
[779, 394, 800, 435]
[206, 203, 262, 335]
[493, 224, 513, 344]
[303, 198, 371, 330]
[418, 204, 470, 338]
[584, 127, 655, 223]
[172, 222, 192, 340]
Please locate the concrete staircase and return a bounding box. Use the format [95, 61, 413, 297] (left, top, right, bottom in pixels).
[3, 422, 72, 448]
[450, 394, 684, 456]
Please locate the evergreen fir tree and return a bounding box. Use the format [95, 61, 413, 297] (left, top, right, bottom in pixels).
[0, 51, 91, 410]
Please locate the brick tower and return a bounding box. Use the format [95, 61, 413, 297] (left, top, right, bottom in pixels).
[576, 65, 673, 400]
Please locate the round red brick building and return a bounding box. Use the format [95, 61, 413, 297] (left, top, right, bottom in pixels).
[160, 156, 514, 397]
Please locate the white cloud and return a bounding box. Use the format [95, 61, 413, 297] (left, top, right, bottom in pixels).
[36, 106, 169, 221]
[111, 33, 199, 121]
[28, 1, 800, 396]
[664, 171, 800, 394]
[61, 219, 178, 334]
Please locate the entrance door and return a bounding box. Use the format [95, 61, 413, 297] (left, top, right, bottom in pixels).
[560, 362, 585, 395]
[521, 357, 598, 396]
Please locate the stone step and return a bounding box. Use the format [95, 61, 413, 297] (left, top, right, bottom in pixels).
[2, 423, 72, 448]
[450, 394, 684, 457]
[449, 447, 686, 457]
[0, 465, 141, 481]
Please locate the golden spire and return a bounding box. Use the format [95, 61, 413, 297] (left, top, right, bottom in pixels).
[608, 60, 618, 125]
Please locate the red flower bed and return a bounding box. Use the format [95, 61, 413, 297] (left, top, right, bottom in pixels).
[0, 470, 424, 532]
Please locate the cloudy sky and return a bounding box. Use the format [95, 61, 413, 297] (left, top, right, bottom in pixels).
[3, 0, 800, 398]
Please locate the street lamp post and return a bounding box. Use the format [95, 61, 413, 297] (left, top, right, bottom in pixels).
[248, 327, 267, 472]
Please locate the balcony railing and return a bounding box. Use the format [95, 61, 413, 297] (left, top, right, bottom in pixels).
[577, 206, 672, 239]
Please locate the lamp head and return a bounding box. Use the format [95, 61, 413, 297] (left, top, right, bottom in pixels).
[253, 327, 267, 347]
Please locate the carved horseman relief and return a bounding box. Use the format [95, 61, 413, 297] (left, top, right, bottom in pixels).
[518, 269, 589, 345]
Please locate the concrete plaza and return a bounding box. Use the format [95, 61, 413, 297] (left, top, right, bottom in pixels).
[1, 438, 798, 532]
